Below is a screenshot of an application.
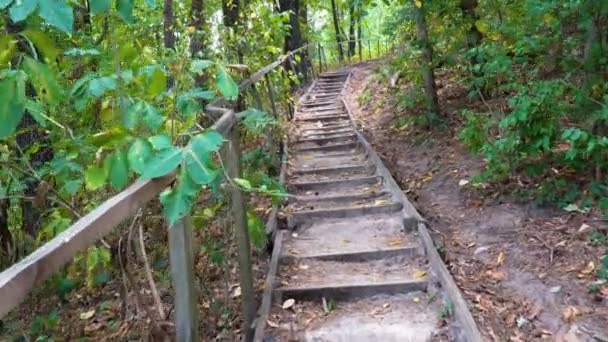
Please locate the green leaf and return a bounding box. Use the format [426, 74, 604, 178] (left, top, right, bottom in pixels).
[190, 59, 214, 74]
[85, 165, 107, 190]
[160, 168, 198, 225]
[216, 67, 239, 100]
[0, 73, 26, 139]
[88, 76, 116, 97]
[105, 150, 129, 190]
[0, 0, 13, 9]
[144, 0, 155, 7]
[38, 0, 74, 34]
[148, 134, 172, 150]
[116, 0, 134, 22]
[128, 101, 163, 131]
[21, 29, 60, 64]
[147, 68, 167, 98]
[25, 99, 47, 127]
[90, 0, 111, 14]
[234, 178, 252, 190]
[127, 138, 153, 174]
[185, 149, 218, 185]
[141, 147, 183, 179]
[9, 0, 37, 22]
[0, 35, 17, 67]
[190, 131, 224, 154]
[22, 57, 63, 106]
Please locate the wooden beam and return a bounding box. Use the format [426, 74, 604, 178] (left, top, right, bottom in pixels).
[169, 216, 199, 341]
[0, 175, 174, 318]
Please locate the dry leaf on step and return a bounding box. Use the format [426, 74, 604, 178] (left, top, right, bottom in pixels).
[282, 298, 296, 310]
[562, 306, 579, 322]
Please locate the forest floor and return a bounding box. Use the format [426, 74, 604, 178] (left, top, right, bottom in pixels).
[344, 62, 608, 341]
[0, 195, 272, 341]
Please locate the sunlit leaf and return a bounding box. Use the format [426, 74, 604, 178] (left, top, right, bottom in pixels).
[21, 30, 60, 63]
[0, 0, 13, 9]
[39, 0, 74, 34]
[116, 0, 135, 22]
[141, 147, 183, 179]
[160, 168, 198, 225]
[105, 150, 129, 190]
[90, 0, 111, 15]
[148, 134, 173, 150]
[190, 59, 214, 74]
[216, 67, 239, 100]
[85, 165, 107, 190]
[127, 138, 153, 174]
[9, 0, 37, 22]
[23, 57, 63, 106]
[0, 72, 26, 139]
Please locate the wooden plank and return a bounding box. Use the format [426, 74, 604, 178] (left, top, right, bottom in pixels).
[224, 126, 256, 341]
[253, 230, 285, 342]
[0, 175, 174, 318]
[169, 216, 199, 342]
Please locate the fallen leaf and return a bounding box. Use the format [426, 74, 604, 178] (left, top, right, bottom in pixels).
[79, 309, 96, 320]
[387, 238, 403, 247]
[282, 298, 295, 310]
[485, 270, 506, 281]
[497, 252, 505, 266]
[267, 320, 280, 328]
[298, 264, 310, 270]
[549, 286, 562, 293]
[580, 261, 595, 275]
[412, 297, 421, 304]
[578, 223, 591, 234]
[413, 270, 427, 279]
[458, 179, 469, 187]
[562, 305, 579, 322]
[232, 286, 242, 298]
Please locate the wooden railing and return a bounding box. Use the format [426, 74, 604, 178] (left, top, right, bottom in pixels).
[0, 39, 390, 342]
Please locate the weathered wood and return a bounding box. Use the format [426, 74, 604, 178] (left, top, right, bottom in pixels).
[253, 230, 284, 342]
[0, 175, 174, 318]
[264, 74, 278, 119]
[225, 126, 255, 341]
[169, 216, 198, 342]
[317, 42, 323, 73]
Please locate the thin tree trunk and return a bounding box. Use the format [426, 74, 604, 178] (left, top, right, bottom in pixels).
[413, 0, 440, 118]
[348, 1, 356, 57]
[164, 0, 176, 50]
[222, 0, 241, 62]
[190, 0, 205, 58]
[330, 0, 344, 62]
[357, 11, 362, 60]
[460, 0, 482, 49]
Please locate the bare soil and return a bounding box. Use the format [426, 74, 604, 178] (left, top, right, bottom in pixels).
[344, 62, 608, 341]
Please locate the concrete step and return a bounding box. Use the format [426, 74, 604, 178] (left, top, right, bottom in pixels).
[291, 163, 374, 177]
[292, 140, 358, 153]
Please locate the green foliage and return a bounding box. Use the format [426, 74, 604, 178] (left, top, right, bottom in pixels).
[459, 110, 490, 153]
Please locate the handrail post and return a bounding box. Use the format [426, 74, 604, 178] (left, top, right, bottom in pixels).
[249, 83, 264, 110]
[368, 40, 371, 59]
[377, 39, 380, 58]
[224, 124, 255, 342]
[169, 215, 199, 342]
[264, 74, 278, 118]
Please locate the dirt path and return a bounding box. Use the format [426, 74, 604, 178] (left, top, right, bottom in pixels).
[344, 62, 608, 341]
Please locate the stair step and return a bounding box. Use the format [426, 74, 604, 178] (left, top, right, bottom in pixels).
[292, 188, 388, 206]
[292, 163, 373, 176]
[267, 293, 439, 342]
[287, 200, 403, 228]
[297, 114, 350, 122]
[283, 214, 412, 257]
[293, 140, 357, 152]
[276, 256, 428, 301]
[288, 175, 381, 192]
[294, 134, 357, 147]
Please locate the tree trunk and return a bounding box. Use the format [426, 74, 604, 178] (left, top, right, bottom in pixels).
[164, 0, 175, 50]
[279, 0, 305, 79]
[348, 1, 356, 57]
[357, 10, 362, 60]
[163, 0, 175, 49]
[222, 0, 241, 61]
[460, 0, 482, 49]
[330, 0, 344, 62]
[413, 0, 440, 118]
[190, 0, 205, 58]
